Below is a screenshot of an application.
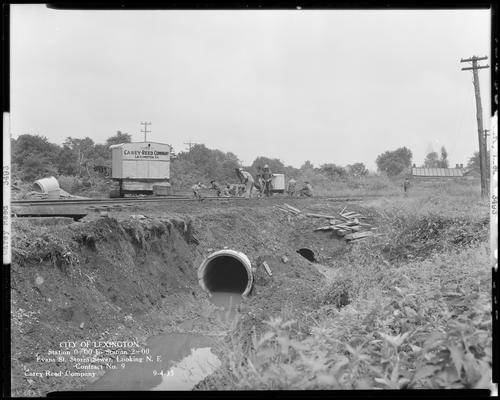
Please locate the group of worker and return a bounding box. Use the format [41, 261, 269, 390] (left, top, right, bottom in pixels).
[235, 165, 313, 198]
[191, 164, 313, 200]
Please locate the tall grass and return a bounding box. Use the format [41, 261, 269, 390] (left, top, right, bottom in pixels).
[199, 188, 491, 390]
[204, 243, 491, 390]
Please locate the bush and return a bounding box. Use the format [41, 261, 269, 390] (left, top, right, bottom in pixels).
[208, 243, 491, 390]
[57, 175, 82, 193]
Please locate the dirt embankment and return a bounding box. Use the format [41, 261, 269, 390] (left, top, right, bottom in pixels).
[12, 197, 486, 395]
[11, 200, 350, 396]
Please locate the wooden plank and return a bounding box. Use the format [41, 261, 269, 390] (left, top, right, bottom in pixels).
[350, 231, 375, 240]
[350, 236, 372, 242]
[284, 203, 301, 214]
[279, 205, 298, 214]
[348, 214, 366, 219]
[314, 225, 335, 231]
[305, 213, 337, 219]
[358, 222, 372, 227]
[345, 221, 360, 226]
[263, 261, 273, 276]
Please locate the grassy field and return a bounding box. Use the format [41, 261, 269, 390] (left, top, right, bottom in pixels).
[199, 180, 492, 390]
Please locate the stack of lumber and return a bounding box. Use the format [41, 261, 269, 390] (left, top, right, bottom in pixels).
[306, 206, 377, 242]
[274, 203, 376, 242]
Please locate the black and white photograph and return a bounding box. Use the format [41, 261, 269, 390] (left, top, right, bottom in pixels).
[4, 3, 497, 396]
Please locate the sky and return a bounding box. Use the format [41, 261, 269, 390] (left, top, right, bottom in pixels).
[10, 5, 491, 171]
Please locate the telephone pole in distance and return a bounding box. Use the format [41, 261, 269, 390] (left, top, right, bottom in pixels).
[460, 55, 489, 198]
[140, 121, 151, 142]
[184, 141, 199, 152]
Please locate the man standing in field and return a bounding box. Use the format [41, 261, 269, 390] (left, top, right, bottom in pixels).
[255, 166, 263, 193]
[261, 165, 273, 197]
[235, 168, 255, 198]
[287, 178, 297, 197]
[210, 180, 222, 197]
[192, 182, 205, 201]
[403, 177, 411, 196]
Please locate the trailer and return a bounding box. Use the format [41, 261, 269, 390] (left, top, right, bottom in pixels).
[271, 173, 285, 194]
[109, 142, 172, 197]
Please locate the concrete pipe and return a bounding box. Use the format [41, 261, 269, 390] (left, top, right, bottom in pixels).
[33, 176, 61, 199]
[198, 250, 253, 297]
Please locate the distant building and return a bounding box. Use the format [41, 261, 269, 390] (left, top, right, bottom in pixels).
[410, 164, 476, 179]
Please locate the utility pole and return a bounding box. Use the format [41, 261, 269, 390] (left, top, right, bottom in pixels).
[483, 129, 490, 185]
[140, 121, 151, 142]
[460, 55, 489, 198]
[183, 141, 198, 152]
[484, 129, 490, 161]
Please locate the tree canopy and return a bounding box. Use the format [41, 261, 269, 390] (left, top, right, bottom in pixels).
[423, 146, 449, 168]
[347, 162, 369, 177]
[424, 151, 440, 168]
[106, 131, 132, 147]
[467, 151, 490, 177]
[375, 147, 413, 177]
[250, 157, 285, 174]
[11, 134, 60, 180]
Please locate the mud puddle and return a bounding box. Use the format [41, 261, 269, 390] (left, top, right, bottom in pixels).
[84, 333, 218, 391]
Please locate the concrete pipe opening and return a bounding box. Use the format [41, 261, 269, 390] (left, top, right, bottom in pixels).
[297, 248, 316, 262]
[198, 250, 253, 297]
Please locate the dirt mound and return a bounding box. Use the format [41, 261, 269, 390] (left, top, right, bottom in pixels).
[11, 215, 201, 396]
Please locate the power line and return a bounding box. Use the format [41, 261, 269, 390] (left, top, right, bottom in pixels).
[460, 55, 489, 198]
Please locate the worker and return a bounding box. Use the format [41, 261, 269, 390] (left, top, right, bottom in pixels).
[210, 180, 222, 197]
[191, 182, 205, 201]
[235, 167, 255, 198]
[261, 164, 273, 197]
[299, 181, 313, 197]
[221, 184, 231, 197]
[403, 177, 411, 196]
[254, 167, 263, 192]
[287, 178, 297, 197]
[227, 184, 237, 197]
[237, 184, 246, 197]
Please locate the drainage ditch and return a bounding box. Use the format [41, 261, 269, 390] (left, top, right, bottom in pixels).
[297, 248, 316, 262]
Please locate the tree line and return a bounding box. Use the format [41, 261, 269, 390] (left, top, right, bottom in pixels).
[10, 133, 483, 188]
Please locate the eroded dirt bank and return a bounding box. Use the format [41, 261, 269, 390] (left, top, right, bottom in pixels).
[11, 199, 351, 396]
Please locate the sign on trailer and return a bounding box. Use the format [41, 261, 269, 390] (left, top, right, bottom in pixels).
[110, 142, 171, 181]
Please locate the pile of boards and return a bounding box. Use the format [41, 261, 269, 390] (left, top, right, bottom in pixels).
[274, 203, 377, 242]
